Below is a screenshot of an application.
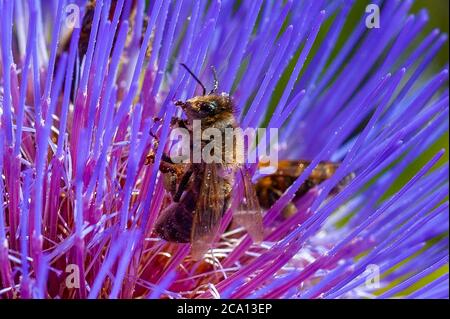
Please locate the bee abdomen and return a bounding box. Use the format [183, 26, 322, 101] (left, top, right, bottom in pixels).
[154, 203, 192, 243]
[154, 191, 197, 243]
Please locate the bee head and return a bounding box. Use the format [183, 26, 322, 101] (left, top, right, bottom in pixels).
[175, 63, 234, 120]
[176, 93, 233, 120]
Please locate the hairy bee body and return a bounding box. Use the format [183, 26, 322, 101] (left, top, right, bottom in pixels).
[155, 163, 233, 243]
[150, 80, 263, 258]
[256, 160, 354, 209]
[155, 183, 198, 243]
[154, 93, 239, 245]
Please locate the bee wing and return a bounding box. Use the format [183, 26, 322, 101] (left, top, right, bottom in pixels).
[190, 164, 226, 259]
[235, 167, 264, 242]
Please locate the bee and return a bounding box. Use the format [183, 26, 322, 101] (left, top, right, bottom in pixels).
[59, 0, 100, 61]
[59, 0, 151, 68]
[57, 0, 152, 104]
[149, 64, 264, 258]
[256, 160, 355, 217]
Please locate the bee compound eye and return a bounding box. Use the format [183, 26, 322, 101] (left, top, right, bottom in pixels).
[200, 101, 217, 114]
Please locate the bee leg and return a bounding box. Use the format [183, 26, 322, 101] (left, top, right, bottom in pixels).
[151, 116, 162, 124]
[170, 116, 188, 129]
[174, 100, 185, 108]
[145, 150, 174, 165]
[159, 163, 188, 197]
[145, 124, 160, 164]
[173, 167, 193, 202]
[151, 115, 185, 128]
[145, 117, 186, 165]
[145, 128, 174, 165]
[158, 161, 182, 174]
[145, 146, 155, 165]
[148, 117, 162, 142]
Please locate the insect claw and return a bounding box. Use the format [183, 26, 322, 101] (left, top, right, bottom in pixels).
[150, 130, 158, 139]
[146, 131, 159, 166]
[145, 151, 155, 165]
[174, 100, 185, 107]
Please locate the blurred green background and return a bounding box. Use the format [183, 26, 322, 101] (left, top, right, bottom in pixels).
[413, 0, 449, 67]
[402, 0, 449, 294]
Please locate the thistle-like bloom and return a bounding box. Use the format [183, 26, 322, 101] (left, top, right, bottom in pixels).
[0, 0, 448, 299]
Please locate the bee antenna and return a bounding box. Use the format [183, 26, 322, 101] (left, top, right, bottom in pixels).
[210, 66, 219, 94]
[180, 63, 206, 95]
